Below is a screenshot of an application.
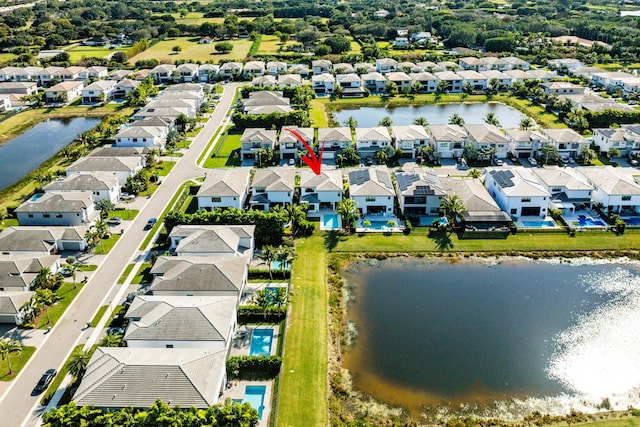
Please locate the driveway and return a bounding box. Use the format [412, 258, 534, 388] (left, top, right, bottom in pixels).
[0, 82, 240, 427]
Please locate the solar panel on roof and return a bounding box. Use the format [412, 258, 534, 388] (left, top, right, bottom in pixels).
[396, 173, 419, 191]
[493, 170, 514, 188]
[414, 186, 434, 195]
[349, 169, 370, 185]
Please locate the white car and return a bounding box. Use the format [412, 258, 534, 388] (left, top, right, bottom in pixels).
[493, 158, 504, 166]
[528, 157, 538, 166]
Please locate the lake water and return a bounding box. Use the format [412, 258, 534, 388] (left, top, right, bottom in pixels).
[0, 117, 100, 191]
[342, 258, 640, 419]
[333, 103, 526, 128]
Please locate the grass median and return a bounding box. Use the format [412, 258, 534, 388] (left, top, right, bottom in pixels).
[0, 346, 36, 382]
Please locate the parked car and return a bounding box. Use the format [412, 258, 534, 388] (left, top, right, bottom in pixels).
[528, 157, 538, 166]
[34, 369, 57, 393]
[493, 158, 504, 166]
[631, 159, 639, 166]
[288, 158, 295, 166]
[365, 156, 374, 166]
[106, 217, 122, 225]
[560, 156, 570, 165]
[144, 217, 157, 230]
[120, 193, 135, 201]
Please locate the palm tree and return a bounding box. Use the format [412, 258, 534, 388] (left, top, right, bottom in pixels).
[440, 195, 467, 227]
[608, 147, 620, 159]
[378, 116, 393, 127]
[67, 348, 92, 380]
[94, 199, 115, 219]
[34, 288, 58, 325]
[260, 245, 277, 279]
[337, 198, 358, 232]
[276, 245, 297, 278]
[448, 113, 465, 126]
[484, 112, 500, 127]
[99, 332, 123, 347]
[33, 170, 52, 190]
[519, 117, 534, 130]
[437, 79, 449, 94]
[343, 116, 358, 131]
[413, 117, 428, 126]
[467, 168, 482, 179]
[64, 256, 82, 288]
[32, 267, 62, 291]
[0, 339, 22, 375]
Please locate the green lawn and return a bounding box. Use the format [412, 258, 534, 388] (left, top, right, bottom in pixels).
[89, 305, 109, 327]
[110, 208, 139, 221]
[0, 346, 36, 382]
[132, 262, 153, 285]
[35, 282, 84, 329]
[78, 264, 98, 272]
[153, 161, 176, 176]
[118, 263, 135, 284]
[93, 233, 121, 255]
[65, 45, 128, 63]
[130, 37, 253, 63]
[203, 132, 242, 168]
[277, 233, 327, 427]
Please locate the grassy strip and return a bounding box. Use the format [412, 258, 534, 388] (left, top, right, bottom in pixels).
[131, 262, 153, 285]
[108, 208, 139, 220]
[89, 305, 108, 328]
[35, 282, 84, 330]
[203, 132, 241, 168]
[277, 233, 327, 427]
[248, 34, 262, 56]
[0, 346, 36, 382]
[117, 263, 135, 284]
[77, 264, 97, 272]
[93, 233, 121, 255]
[330, 229, 640, 253]
[153, 161, 176, 176]
[106, 305, 126, 328]
[197, 124, 226, 165]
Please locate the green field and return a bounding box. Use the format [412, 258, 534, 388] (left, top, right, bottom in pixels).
[203, 132, 241, 168]
[256, 35, 295, 55]
[0, 53, 15, 64]
[64, 45, 128, 63]
[130, 37, 253, 63]
[0, 346, 36, 382]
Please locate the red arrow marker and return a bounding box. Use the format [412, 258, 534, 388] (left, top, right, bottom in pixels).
[284, 127, 324, 175]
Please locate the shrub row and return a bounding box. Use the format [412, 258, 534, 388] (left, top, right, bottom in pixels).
[226, 355, 282, 380]
[238, 305, 286, 323]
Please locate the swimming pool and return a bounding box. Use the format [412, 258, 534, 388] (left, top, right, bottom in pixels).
[360, 219, 398, 230]
[322, 213, 340, 230]
[270, 260, 290, 270]
[521, 220, 556, 228]
[419, 217, 448, 227]
[243, 385, 266, 419]
[622, 217, 640, 226]
[575, 216, 606, 227]
[249, 329, 274, 356]
[30, 193, 44, 202]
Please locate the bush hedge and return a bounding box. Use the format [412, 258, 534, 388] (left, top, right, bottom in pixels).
[226, 355, 282, 380]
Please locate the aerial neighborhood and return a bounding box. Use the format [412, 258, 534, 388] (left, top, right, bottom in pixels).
[0, 0, 640, 426]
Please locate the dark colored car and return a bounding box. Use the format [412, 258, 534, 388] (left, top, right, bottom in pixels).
[34, 369, 57, 393]
[144, 217, 157, 230]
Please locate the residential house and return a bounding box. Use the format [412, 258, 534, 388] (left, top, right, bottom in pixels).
[438, 61, 463, 72]
[526, 69, 559, 81]
[44, 173, 120, 204]
[346, 167, 395, 215]
[542, 81, 586, 96]
[54, 66, 85, 81]
[505, 129, 550, 159]
[196, 167, 251, 210]
[112, 79, 140, 99]
[398, 62, 419, 73]
[503, 69, 535, 83]
[428, 124, 468, 159]
[174, 63, 199, 82]
[592, 71, 636, 89]
[317, 127, 353, 156]
[277, 74, 302, 88]
[243, 61, 265, 78]
[434, 71, 463, 92]
[81, 80, 117, 104]
[35, 66, 63, 87]
[15, 192, 99, 226]
[411, 31, 433, 46]
[481, 70, 512, 89]
[132, 106, 185, 124]
[592, 127, 640, 157]
[199, 36, 213, 44]
[416, 61, 444, 73]
[130, 69, 152, 81]
[531, 166, 594, 215]
[484, 168, 551, 218]
[355, 126, 392, 157]
[410, 72, 437, 93]
[440, 176, 513, 230]
[374, 9, 390, 18]
[113, 125, 167, 150]
[249, 167, 296, 210]
[88, 145, 149, 160]
[548, 58, 583, 71]
[361, 72, 387, 93]
[0, 95, 11, 111]
[0, 226, 88, 255]
[391, 125, 430, 158]
[279, 126, 313, 160]
[459, 57, 487, 72]
[502, 56, 531, 70]
[482, 57, 509, 71]
[287, 63, 309, 78]
[464, 123, 510, 159]
[312, 59, 332, 76]
[312, 73, 335, 95]
[375, 58, 398, 74]
[80, 66, 109, 80]
[266, 61, 287, 76]
[394, 37, 409, 48]
[386, 71, 413, 92]
[394, 166, 445, 217]
[0, 292, 35, 324]
[354, 63, 376, 74]
[0, 82, 38, 96]
[143, 99, 195, 119]
[124, 296, 237, 350]
[251, 75, 276, 87]
[456, 70, 488, 91]
[0, 255, 60, 292]
[541, 128, 589, 160]
[197, 64, 219, 82]
[0, 66, 42, 82]
[336, 73, 365, 97]
[333, 63, 355, 74]
[242, 91, 290, 114]
[109, 69, 132, 80]
[73, 347, 228, 409]
[239, 128, 277, 162]
[150, 64, 176, 84]
[167, 225, 255, 258]
[577, 166, 640, 214]
[66, 156, 144, 187]
[45, 81, 84, 104]
[299, 168, 344, 217]
[219, 62, 243, 80]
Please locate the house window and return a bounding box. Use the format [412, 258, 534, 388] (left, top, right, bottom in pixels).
[551, 187, 562, 193]
[365, 196, 375, 202]
[305, 188, 314, 193]
[166, 344, 174, 348]
[43, 213, 50, 218]
[211, 197, 222, 202]
[55, 213, 63, 218]
[622, 195, 632, 201]
[255, 187, 266, 193]
[28, 214, 33, 218]
[133, 138, 137, 142]
[511, 208, 517, 214]
[521, 197, 531, 202]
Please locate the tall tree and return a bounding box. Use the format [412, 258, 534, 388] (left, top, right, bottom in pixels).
[0, 339, 22, 375]
[67, 348, 92, 380]
[32, 267, 62, 291]
[440, 195, 467, 227]
[484, 112, 500, 127]
[63, 256, 81, 289]
[34, 288, 59, 325]
[448, 113, 465, 126]
[337, 198, 358, 232]
[260, 245, 277, 279]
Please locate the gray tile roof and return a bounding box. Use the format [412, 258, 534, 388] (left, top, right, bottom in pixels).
[440, 177, 503, 213]
[196, 168, 251, 198]
[15, 192, 93, 213]
[251, 168, 296, 192]
[0, 255, 59, 290]
[0, 226, 87, 253]
[299, 168, 343, 192]
[0, 291, 34, 316]
[44, 174, 117, 192]
[74, 347, 227, 409]
[88, 146, 149, 157]
[67, 156, 141, 173]
[124, 295, 236, 342]
[149, 256, 248, 294]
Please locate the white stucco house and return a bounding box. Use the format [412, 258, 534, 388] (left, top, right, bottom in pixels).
[428, 124, 468, 159]
[391, 125, 430, 158]
[576, 166, 640, 214]
[394, 166, 445, 217]
[15, 192, 99, 226]
[299, 168, 343, 217]
[278, 126, 313, 160]
[44, 173, 120, 204]
[464, 123, 510, 159]
[81, 80, 117, 104]
[167, 225, 255, 258]
[249, 167, 296, 210]
[355, 126, 392, 157]
[196, 168, 251, 210]
[239, 128, 277, 162]
[346, 167, 395, 215]
[484, 168, 551, 218]
[66, 156, 144, 187]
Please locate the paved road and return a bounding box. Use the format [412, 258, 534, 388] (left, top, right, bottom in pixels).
[0, 82, 240, 427]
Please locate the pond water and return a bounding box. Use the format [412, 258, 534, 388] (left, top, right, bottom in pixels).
[0, 117, 101, 191]
[342, 258, 640, 419]
[333, 102, 526, 128]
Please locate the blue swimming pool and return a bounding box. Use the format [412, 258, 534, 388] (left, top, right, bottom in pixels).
[622, 217, 640, 226]
[361, 219, 397, 230]
[30, 193, 44, 202]
[249, 329, 274, 356]
[576, 216, 606, 227]
[419, 217, 448, 227]
[521, 220, 556, 228]
[322, 213, 340, 229]
[243, 385, 266, 419]
[270, 260, 289, 270]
